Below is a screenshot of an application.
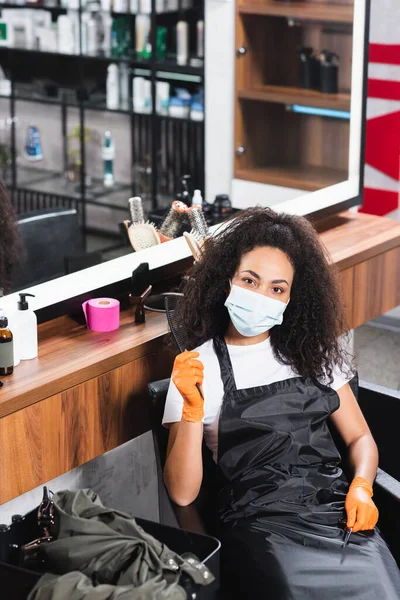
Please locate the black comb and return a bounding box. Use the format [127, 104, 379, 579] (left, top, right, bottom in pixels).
[165, 294, 204, 399]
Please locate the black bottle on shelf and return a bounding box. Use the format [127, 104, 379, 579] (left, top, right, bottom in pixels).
[297, 46, 320, 90]
[320, 50, 339, 94]
[180, 174, 193, 206]
[213, 194, 233, 222]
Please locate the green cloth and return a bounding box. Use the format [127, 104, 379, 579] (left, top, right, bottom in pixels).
[27, 489, 214, 600]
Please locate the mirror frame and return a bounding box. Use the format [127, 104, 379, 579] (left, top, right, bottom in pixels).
[1, 0, 371, 319]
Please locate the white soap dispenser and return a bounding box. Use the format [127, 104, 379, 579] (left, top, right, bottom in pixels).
[17, 293, 38, 360]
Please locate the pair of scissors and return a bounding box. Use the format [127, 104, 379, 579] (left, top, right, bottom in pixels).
[342, 527, 353, 548]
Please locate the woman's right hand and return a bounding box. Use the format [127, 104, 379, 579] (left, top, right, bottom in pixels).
[172, 351, 204, 423]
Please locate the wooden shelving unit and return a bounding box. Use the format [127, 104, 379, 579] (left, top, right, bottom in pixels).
[237, 2, 354, 24]
[236, 165, 348, 192]
[234, 0, 354, 193]
[238, 86, 351, 111]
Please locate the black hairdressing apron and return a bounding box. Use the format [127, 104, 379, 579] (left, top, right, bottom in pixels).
[213, 336, 400, 600]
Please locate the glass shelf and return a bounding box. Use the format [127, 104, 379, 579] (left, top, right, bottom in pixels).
[11, 167, 132, 204]
[0, 1, 67, 11]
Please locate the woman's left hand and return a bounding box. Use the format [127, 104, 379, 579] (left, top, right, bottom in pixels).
[345, 476, 379, 533]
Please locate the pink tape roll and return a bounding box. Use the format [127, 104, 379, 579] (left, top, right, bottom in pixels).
[82, 297, 120, 332]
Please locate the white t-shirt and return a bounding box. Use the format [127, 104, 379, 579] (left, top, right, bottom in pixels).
[162, 337, 351, 462]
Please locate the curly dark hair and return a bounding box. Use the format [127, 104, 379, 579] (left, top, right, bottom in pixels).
[178, 206, 354, 384]
[0, 180, 22, 294]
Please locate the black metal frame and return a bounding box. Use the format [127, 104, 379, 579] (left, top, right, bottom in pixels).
[0, 0, 205, 247]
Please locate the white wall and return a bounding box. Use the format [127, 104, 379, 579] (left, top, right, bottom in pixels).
[205, 0, 235, 204]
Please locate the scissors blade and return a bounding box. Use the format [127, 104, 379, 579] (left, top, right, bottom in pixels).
[342, 527, 353, 548]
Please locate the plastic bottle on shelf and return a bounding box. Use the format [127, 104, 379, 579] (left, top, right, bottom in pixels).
[87, 14, 98, 55]
[196, 20, 204, 58]
[176, 20, 188, 66]
[156, 81, 169, 115]
[135, 14, 150, 56]
[133, 76, 146, 113]
[107, 63, 120, 110]
[192, 189, 203, 207]
[119, 63, 130, 108]
[190, 101, 204, 121]
[57, 15, 74, 55]
[114, 0, 129, 12]
[143, 79, 152, 114]
[103, 131, 115, 187]
[130, 0, 139, 13]
[140, 0, 151, 13]
[80, 13, 89, 54]
[102, 13, 112, 55]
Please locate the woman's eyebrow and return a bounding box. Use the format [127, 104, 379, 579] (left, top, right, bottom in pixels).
[271, 279, 289, 285]
[241, 269, 260, 280]
[241, 270, 289, 286]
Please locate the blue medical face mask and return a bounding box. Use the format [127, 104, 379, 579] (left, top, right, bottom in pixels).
[224, 284, 288, 337]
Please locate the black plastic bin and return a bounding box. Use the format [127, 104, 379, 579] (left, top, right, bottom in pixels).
[0, 505, 220, 599]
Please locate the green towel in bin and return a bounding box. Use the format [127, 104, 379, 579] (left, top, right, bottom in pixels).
[28, 489, 214, 600]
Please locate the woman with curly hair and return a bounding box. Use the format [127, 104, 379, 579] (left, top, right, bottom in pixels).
[0, 180, 21, 294]
[163, 207, 400, 599]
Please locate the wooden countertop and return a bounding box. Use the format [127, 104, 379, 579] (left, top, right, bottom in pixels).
[316, 211, 400, 270]
[0, 210, 399, 420]
[0, 309, 170, 419]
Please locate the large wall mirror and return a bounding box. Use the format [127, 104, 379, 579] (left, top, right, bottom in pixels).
[206, 0, 370, 219]
[0, 0, 370, 313]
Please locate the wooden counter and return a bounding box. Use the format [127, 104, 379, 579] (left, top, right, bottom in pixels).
[0, 210, 399, 505]
[0, 310, 170, 420]
[0, 310, 173, 505]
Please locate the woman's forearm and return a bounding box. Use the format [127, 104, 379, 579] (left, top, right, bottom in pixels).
[164, 420, 204, 506]
[347, 434, 379, 484]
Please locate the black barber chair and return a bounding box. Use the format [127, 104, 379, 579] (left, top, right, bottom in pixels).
[13, 208, 90, 290]
[150, 378, 218, 537]
[149, 378, 400, 565]
[358, 381, 400, 560]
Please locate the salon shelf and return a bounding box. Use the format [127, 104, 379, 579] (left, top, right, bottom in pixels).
[0, 46, 204, 78]
[0, 45, 150, 67]
[237, 1, 353, 24]
[235, 165, 347, 192]
[0, 1, 67, 11]
[0, 2, 200, 14]
[7, 94, 203, 122]
[14, 168, 132, 205]
[238, 86, 351, 112]
[155, 60, 204, 77]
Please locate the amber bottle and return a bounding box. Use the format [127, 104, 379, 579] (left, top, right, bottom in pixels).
[0, 313, 14, 376]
